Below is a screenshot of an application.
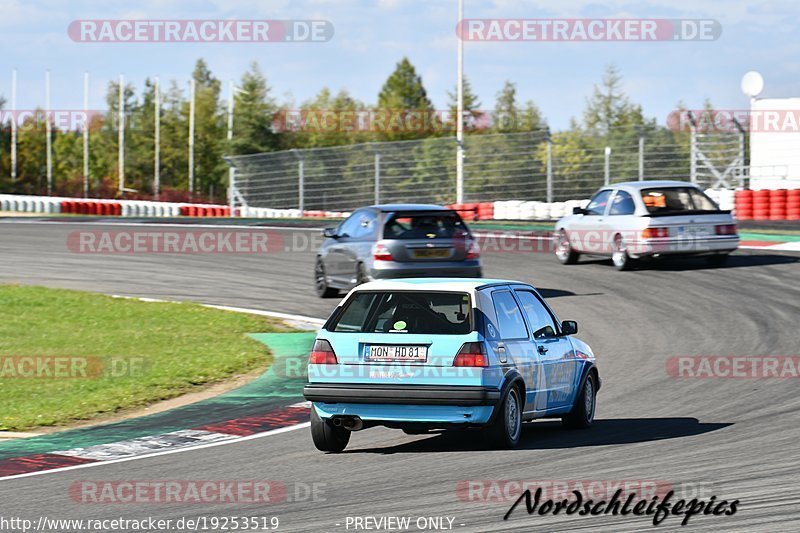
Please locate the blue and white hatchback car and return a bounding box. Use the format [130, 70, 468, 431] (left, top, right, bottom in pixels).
[303, 278, 600, 452]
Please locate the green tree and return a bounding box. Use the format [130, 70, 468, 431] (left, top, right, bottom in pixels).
[187, 59, 224, 198]
[492, 81, 519, 133]
[447, 77, 485, 133]
[583, 64, 645, 135]
[230, 61, 278, 155]
[289, 87, 367, 148]
[375, 57, 434, 141]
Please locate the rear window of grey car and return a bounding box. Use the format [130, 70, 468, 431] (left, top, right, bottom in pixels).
[641, 187, 718, 214]
[383, 212, 469, 240]
[491, 291, 529, 340]
[330, 291, 473, 334]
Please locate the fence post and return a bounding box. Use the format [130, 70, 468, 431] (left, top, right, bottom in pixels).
[688, 111, 697, 184]
[638, 129, 645, 181]
[734, 118, 747, 189]
[545, 129, 553, 203]
[228, 166, 236, 215]
[370, 143, 381, 205]
[292, 149, 304, 212]
[604, 146, 611, 186]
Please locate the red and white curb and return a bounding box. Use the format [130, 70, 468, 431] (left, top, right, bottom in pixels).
[739, 241, 800, 251]
[0, 299, 321, 481]
[0, 404, 311, 481]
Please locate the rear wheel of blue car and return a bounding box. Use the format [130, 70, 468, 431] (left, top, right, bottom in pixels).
[485, 386, 522, 448]
[562, 373, 596, 429]
[311, 408, 350, 453]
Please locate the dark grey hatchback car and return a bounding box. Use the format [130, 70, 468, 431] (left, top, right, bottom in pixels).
[314, 204, 483, 297]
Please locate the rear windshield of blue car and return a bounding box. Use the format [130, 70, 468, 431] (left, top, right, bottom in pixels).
[330, 291, 473, 335]
[383, 212, 470, 240]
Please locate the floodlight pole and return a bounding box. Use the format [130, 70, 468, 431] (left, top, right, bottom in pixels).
[154, 77, 161, 200]
[10, 69, 16, 183]
[188, 78, 195, 197]
[118, 74, 125, 194]
[227, 80, 235, 210]
[455, 0, 465, 204]
[46, 70, 52, 195]
[83, 71, 89, 197]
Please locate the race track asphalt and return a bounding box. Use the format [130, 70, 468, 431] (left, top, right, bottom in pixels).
[0, 220, 799, 532]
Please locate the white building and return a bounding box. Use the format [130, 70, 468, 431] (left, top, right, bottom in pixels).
[748, 97, 800, 190]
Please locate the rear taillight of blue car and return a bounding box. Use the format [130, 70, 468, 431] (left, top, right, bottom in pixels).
[309, 339, 338, 365]
[453, 342, 488, 367]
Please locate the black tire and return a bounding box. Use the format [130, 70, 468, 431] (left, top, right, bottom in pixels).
[706, 253, 730, 266]
[555, 230, 580, 265]
[310, 408, 350, 453]
[562, 372, 597, 429]
[484, 386, 523, 448]
[611, 234, 636, 271]
[314, 258, 339, 298]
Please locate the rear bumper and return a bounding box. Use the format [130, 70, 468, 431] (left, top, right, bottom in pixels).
[303, 383, 501, 406]
[630, 236, 739, 257]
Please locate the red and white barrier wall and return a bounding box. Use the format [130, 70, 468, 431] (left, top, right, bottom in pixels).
[0, 195, 233, 218]
[447, 200, 590, 221]
[2, 190, 798, 221]
[0, 194, 352, 219]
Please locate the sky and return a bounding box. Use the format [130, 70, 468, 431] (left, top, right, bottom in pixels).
[0, 0, 799, 130]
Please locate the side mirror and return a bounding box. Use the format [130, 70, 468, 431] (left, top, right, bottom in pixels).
[323, 228, 339, 239]
[561, 320, 578, 336]
[572, 207, 586, 215]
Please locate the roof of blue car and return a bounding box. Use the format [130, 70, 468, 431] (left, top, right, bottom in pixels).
[370, 204, 449, 212]
[354, 278, 529, 292]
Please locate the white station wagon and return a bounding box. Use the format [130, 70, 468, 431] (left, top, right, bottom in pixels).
[554, 181, 740, 270]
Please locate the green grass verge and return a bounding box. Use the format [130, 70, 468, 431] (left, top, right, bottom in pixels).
[0, 285, 287, 431]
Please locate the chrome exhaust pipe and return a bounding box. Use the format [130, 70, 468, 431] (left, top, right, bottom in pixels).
[342, 417, 363, 431]
[332, 416, 363, 431]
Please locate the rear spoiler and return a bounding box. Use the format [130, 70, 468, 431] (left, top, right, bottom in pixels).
[642, 209, 731, 217]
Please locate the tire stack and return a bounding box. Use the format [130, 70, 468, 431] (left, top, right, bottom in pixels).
[752, 190, 771, 221]
[769, 189, 788, 221]
[788, 190, 800, 221]
[736, 189, 800, 221]
[476, 202, 494, 221]
[734, 190, 753, 220]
